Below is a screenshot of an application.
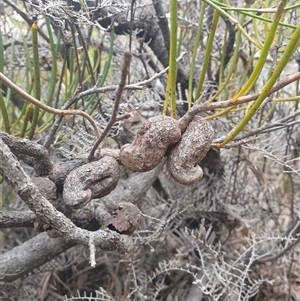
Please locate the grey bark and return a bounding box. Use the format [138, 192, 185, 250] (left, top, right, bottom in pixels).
[100, 159, 165, 210]
[0, 211, 35, 228]
[0, 138, 133, 282]
[0, 131, 53, 176]
[0, 233, 75, 282]
[63, 156, 120, 209]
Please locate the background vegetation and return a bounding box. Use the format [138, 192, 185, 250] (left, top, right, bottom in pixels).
[1, 0, 300, 300]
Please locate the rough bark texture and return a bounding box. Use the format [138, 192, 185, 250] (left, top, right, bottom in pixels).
[31, 176, 57, 201]
[100, 159, 165, 209]
[167, 115, 214, 185]
[63, 156, 120, 209]
[101, 202, 141, 235]
[0, 210, 35, 228]
[120, 116, 181, 172]
[0, 138, 132, 260]
[0, 131, 52, 176]
[49, 156, 88, 190]
[0, 233, 75, 282]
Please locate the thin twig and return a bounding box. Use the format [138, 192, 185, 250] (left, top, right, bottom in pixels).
[212, 109, 300, 145]
[116, 113, 132, 121]
[70, 51, 188, 103]
[178, 71, 300, 132]
[75, 24, 96, 85]
[44, 52, 185, 149]
[69, 22, 84, 89]
[252, 219, 300, 265]
[128, 0, 136, 84]
[0, 210, 35, 228]
[89, 233, 96, 268]
[252, 236, 300, 265]
[67, 65, 299, 113]
[3, 0, 50, 43]
[88, 52, 132, 161]
[0, 72, 101, 138]
[44, 86, 83, 148]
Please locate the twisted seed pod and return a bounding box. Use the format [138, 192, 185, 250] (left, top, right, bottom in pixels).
[167, 115, 214, 185]
[120, 116, 181, 172]
[63, 156, 120, 209]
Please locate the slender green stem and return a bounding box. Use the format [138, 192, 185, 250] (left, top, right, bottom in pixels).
[0, 29, 3, 74]
[259, 103, 276, 126]
[0, 91, 10, 133]
[217, 29, 228, 89]
[0, 72, 101, 137]
[162, 77, 171, 116]
[76, 25, 96, 85]
[98, 28, 115, 88]
[77, 0, 88, 12]
[45, 17, 59, 105]
[21, 103, 33, 138]
[164, 0, 178, 118]
[206, 105, 233, 120]
[66, 58, 81, 101]
[283, 3, 300, 11]
[68, 47, 74, 85]
[211, 0, 300, 14]
[232, 0, 287, 103]
[201, 0, 237, 24]
[15, 83, 33, 132]
[202, 0, 260, 47]
[37, 19, 61, 122]
[21, 31, 32, 95]
[0, 30, 10, 133]
[236, 11, 296, 30]
[6, 41, 15, 102]
[177, 6, 188, 58]
[252, 2, 263, 48]
[218, 23, 300, 148]
[274, 95, 300, 102]
[195, 3, 220, 100]
[206, 9, 246, 103]
[88, 28, 115, 115]
[28, 22, 40, 139]
[188, 2, 205, 108]
[13, 102, 25, 127]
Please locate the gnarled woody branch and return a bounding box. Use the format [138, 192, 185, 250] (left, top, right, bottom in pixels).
[0, 232, 75, 282]
[0, 210, 35, 228]
[0, 131, 53, 176]
[0, 138, 132, 254]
